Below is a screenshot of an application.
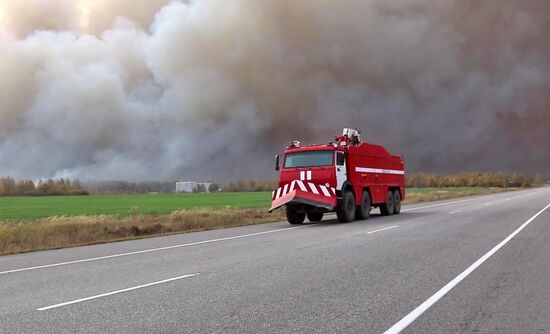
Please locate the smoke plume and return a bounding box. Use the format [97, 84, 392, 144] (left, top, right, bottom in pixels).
[0, 0, 548, 181]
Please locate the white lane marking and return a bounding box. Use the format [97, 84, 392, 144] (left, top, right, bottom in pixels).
[306, 170, 312, 180]
[300, 171, 305, 180]
[0, 225, 312, 275]
[484, 202, 493, 206]
[383, 202, 550, 334]
[367, 226, 399, 234]
[37, 273, 198, 311]
[403, 198, 485, 212]
[3, 189, 544, 276]
[449, 210, 462, 214]
[401, 190, 537, 212]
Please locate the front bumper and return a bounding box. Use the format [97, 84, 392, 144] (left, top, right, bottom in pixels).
[269, 180, 337, 212]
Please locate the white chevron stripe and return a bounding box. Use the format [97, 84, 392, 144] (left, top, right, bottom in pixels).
[308, 182, 319, 194]
[273, 181, 338, 201]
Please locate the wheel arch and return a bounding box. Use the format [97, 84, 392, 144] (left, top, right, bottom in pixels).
[337, 181, 355, 197]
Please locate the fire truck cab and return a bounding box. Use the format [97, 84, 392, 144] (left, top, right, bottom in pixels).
[270, 128, 405, 224]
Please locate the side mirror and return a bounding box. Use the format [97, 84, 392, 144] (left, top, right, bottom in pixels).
[275, 154, 280, 171]
[336, 152, 345, 166]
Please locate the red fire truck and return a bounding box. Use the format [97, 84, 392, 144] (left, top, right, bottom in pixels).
[270, 128, 405, 224]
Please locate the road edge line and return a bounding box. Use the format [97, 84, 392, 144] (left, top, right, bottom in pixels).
[383, 202, 550, 334]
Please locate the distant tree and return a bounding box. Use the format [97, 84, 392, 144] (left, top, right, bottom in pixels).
[533, 174, 543, 186]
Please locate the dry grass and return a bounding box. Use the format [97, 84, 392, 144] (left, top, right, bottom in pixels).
[405, 187, 520, 204]
[0, 187, 525, 256]
[0, 208, 285, 255]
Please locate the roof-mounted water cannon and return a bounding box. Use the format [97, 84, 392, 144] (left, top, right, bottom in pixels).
[335, 128, 361, 146]
[287, 141, 300, 149]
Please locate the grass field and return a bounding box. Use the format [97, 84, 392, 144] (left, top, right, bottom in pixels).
[0, 187, 521, 255]
[0, 192, 272, 221]
[0, 187, 518, 222]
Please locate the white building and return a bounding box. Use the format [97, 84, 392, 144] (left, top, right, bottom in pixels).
[175, 181, 213, 193]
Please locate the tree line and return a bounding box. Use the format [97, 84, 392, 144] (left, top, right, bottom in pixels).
[221, 173, 544, 192]
[0, 177, 88, 196]
[0, 172, 543, 196]
[406, 172, 543, 188]
[222, 179, 277, 192]
[83, 180, 176, 194]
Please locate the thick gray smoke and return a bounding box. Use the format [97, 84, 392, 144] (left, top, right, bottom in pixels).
[0, 0, 549, 181]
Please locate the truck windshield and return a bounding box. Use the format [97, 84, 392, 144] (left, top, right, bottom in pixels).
[284, 151, 333, 168]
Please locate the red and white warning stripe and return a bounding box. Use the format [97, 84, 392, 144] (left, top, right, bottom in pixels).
[272, 180, 336, 200]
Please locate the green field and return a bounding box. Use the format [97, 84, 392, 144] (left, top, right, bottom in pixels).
[0, 187, 514, 222]
[0, 192, 272, 221]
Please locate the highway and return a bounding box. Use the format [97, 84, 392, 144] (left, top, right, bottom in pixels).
[1, 187, 549, 333]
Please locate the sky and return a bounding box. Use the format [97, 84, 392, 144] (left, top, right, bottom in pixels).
[0, 0, 548, 181]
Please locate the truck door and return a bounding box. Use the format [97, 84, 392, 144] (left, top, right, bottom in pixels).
[335, 151, 347, 190]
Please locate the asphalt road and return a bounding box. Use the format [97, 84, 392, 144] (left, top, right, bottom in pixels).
[1, 187, 549, 333]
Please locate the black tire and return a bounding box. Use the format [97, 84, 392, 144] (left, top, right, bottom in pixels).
[336, 191, 356, 223]
[306, 212, 324, 222]
[355, 190, 371, 220]
[393, 189, 401, 214]
[380, 190, 395, 216]
[286, 206, 305, 225]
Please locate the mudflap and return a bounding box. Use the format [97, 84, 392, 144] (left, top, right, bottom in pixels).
[268, 180, 337, 212]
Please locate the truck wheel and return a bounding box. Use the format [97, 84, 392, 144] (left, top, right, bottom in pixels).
[355, 190, 371, 220]
[337, 191, 356, 223]
[393, 189, 401, 214]
[286, 206, 305, 225]
[380, 190, 395, 216]
[307, 212, 324, 222]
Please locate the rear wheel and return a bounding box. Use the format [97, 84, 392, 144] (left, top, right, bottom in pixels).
[306, 212, 324, 222]
[286, 206, 305, 225]
[393, 189, 401, 214]
[337, 191, 356, 223]
[380, 190, 395, 216]
[355, 190, 371, 220]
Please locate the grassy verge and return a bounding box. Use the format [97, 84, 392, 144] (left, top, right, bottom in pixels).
[0, 187, 525, 255]
[0, 208, 285, 255]
[404, 187, 520, 203]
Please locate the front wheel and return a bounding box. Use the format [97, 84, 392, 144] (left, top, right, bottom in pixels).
[380, 190, 395, 216]
[307, 212, 324, 222]
[286, 206, 305, 225]
[336, 191, 356, 223]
